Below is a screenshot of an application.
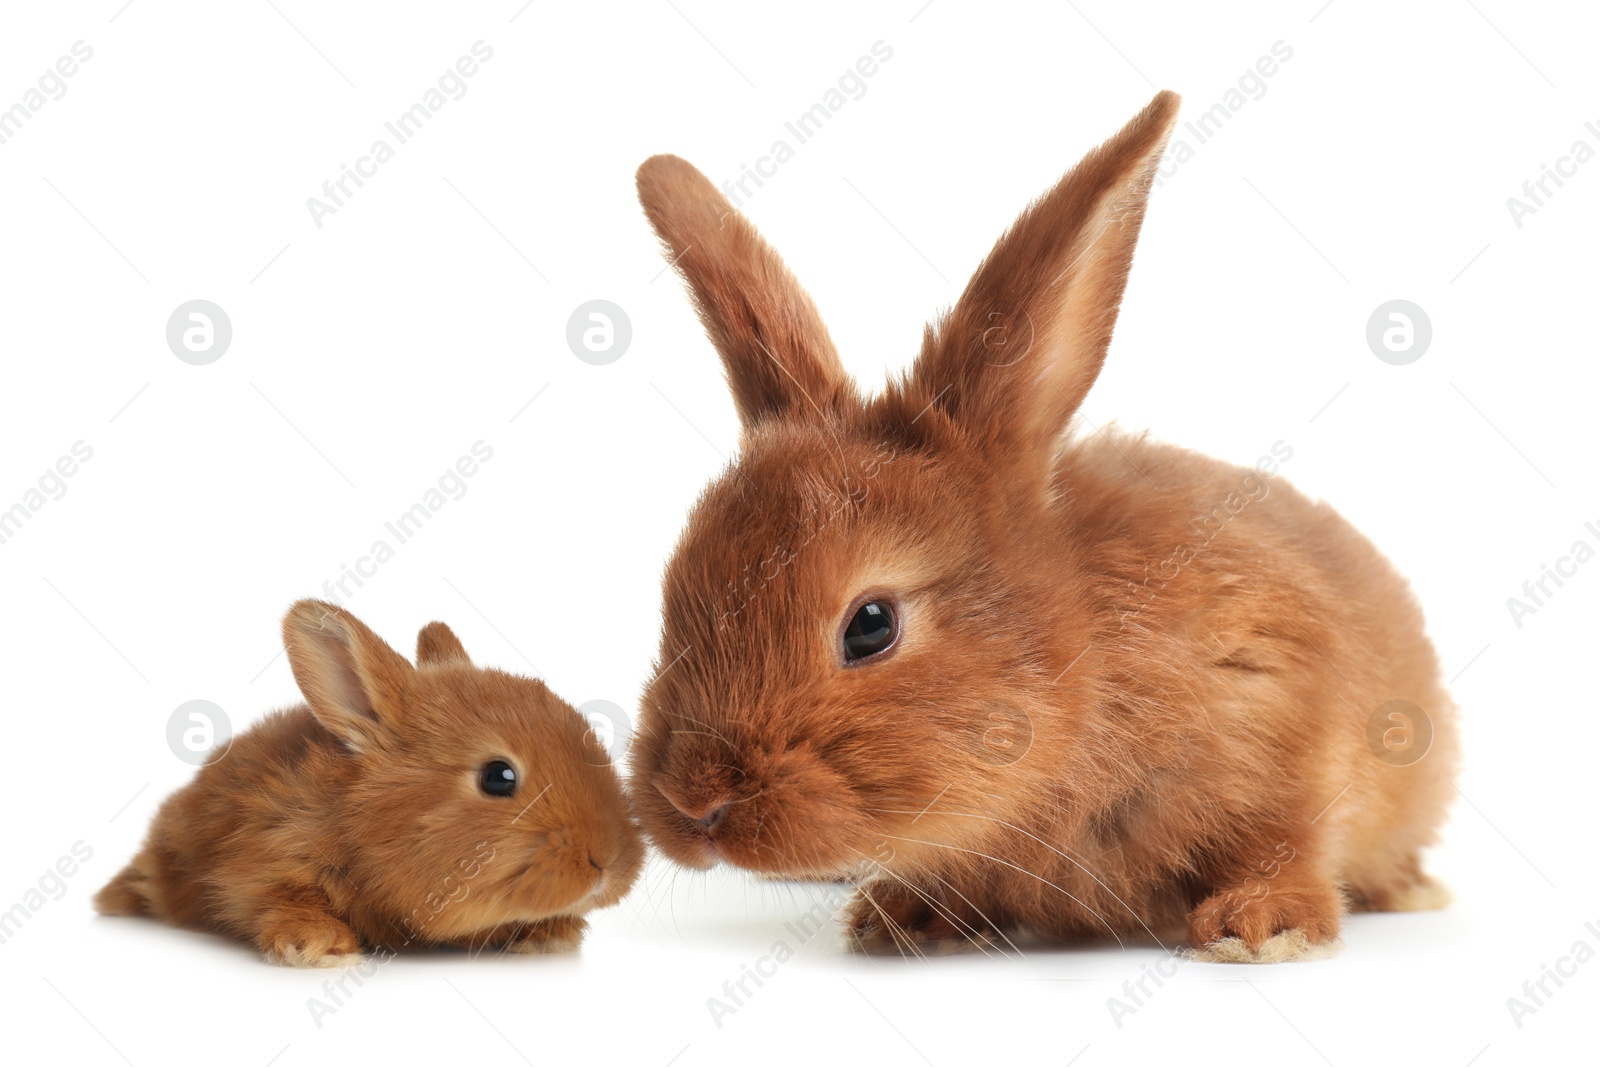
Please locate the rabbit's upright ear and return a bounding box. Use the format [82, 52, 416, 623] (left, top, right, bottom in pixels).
[637, 155, 856, 431]
[283, 600, 413, 752]
[909, 91, 1180, 478]
[416, 621, 470, 666]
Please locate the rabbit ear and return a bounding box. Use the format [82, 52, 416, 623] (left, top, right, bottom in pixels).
[908, 91, 1180, 476]
[282, 600, 412, 752]
[637, 154, 856, 430]
[416, 621, 470, 666]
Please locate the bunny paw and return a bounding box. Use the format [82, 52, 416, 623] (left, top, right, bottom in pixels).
[1186, 878, 1341, 963]
[1185, 928, 1338, 964]
[844, 882, 1002, 956]
[503, 915, 588, 955]
[260, 915, 364, 968]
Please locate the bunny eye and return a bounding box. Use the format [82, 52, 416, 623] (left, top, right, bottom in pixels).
[479, 760, 518, 798]
[842, 600, 898, 663]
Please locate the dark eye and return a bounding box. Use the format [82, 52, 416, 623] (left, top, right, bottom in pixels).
[479, 760, 517, 798]
[842, 600, 898, 662]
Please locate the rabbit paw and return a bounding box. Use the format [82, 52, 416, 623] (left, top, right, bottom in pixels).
[503, 915, 588, 955]
[844, 881, 1001, 956]
[1186, 878, 1341, 963]
[259, 913, 364, 968]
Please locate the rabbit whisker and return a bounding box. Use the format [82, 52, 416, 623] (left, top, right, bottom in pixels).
[845, 846, 1005, 960]
[878, 833, 1126, 948]
[868, 806, 1166, 950]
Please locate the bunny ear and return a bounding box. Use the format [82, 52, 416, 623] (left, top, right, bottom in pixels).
[907, 91, 1180, 477]
[636, 154, 856, 430]
[282, 600, 412, 752]
[416, 621, 470, 666]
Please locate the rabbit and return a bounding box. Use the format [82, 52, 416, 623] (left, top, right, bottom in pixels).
[95, 599, 644, 966]
[629, 90, 1458, 963]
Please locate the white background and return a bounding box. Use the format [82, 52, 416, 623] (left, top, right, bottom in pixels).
[2, 1, 1596, 1065]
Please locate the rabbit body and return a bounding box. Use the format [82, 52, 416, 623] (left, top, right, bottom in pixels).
[96, 602, 644, 966]
[630, 91, 1456, 961]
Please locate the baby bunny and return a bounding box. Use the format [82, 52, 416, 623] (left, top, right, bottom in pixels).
[631, 90, 1457, 962]
[96, 600, 644, 966]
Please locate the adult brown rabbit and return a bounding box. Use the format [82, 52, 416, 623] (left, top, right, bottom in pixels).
[95, 600, 644, 966]
[630, 90, 1456, 962]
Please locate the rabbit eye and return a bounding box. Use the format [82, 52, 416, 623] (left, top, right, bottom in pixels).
[479, 760, 517, 798]
[842, 600, 898, 662]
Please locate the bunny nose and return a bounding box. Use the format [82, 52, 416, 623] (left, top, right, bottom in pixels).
[664, 792, 732, 835]
[696, 803, 730, 834]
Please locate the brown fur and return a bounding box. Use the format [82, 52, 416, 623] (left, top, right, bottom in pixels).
[631, 91, 1458, 961]
[95, 600, 644, 966]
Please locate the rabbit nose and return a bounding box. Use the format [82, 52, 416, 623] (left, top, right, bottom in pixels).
[697, 803, 730, 834]
[653, 775, 735, 835]
[663, 791, 732, 835]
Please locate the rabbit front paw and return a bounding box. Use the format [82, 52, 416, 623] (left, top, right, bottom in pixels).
[844, 880, 1003, 956]
[502, 914, 588, 954]
[259, 912, 364, 968]
[1186, 875, 1342, 963]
